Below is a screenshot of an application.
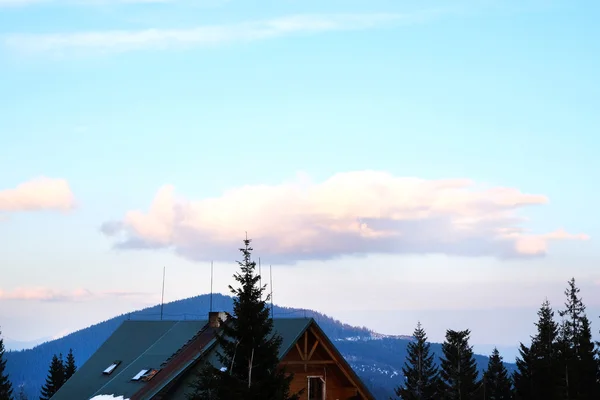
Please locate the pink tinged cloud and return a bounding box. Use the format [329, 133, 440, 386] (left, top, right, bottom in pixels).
[0, 177, 75, 212]
[100, 171, 590, 263]
[0, 287, 150, 302]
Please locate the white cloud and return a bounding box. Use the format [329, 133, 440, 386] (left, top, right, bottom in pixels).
[101, 170, 589, 263]
[0, 287, 151, 302]
[2, 12, 437, 55]
[0, 177, 75, 212]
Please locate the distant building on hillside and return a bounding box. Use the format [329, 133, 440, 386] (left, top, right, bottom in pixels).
[53, 312, 375, 400]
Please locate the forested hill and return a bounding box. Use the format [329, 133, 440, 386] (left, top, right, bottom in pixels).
[4, 293, 514, 399]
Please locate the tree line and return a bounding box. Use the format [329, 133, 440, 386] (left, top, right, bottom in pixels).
[393, 278, 599, 400]
[0, 335, 77, 400]
[39, 349, 77, 400]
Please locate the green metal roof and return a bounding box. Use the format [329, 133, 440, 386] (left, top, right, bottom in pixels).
[53, 317, 374, 400]
[52, 320, 206, 400]
[186, 318, 313, 368]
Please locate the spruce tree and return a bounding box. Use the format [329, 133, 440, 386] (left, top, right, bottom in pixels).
[558, 277, 586, 398]
[64, 349, 76, 382]
[439, 329, 481, 400]
[188, 238, 299, 400]
[482, 348, 513, 400]
[394, 322, 440, 400]
[556, 278, 599, 399]
[0, 329, 13, 400]
[513, 300, 561, 400]
[575, 316, 599, 399]
[39, 354, 65, 400]
[513, 343, 533, 400]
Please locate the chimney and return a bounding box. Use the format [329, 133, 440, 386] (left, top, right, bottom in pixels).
[208, 311, 228, 328]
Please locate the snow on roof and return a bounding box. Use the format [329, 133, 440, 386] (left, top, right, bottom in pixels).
[89, 395, 130, 400]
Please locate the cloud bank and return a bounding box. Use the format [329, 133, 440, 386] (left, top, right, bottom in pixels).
[3, 12, 434, 55]
[0, 177, 75, 212]
[0, 287, 150, 302]
[101, 171, 589, 263]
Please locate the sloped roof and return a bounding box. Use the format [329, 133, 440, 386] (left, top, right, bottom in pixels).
[52, 320, 207, 400]
[130, 325, 219, 400]
[54, 318, 374, 400]
[132, 318, 313, 400]
[150, 318, 375, 400]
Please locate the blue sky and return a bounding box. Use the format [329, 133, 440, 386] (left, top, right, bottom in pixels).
[0, 0, 599, 358]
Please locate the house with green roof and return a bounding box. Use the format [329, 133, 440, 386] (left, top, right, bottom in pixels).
[53, 312, 376, 400]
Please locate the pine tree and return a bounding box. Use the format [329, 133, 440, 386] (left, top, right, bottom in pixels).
[0, 329, 13, 400]
[39, 354, 65, 400]
[188, 238, 299, 400]
[513, 300, 561, 400]
[482, 348, 513, 400]
[64, 349, 76, 382]
[187, 361, 221, 400]
[556, 278, 599, 399]
[513, 343, 533, 400]
[394, 322, 440, 400]
[558, 277, 586, 398]
[439, 329, 481, 400]
[575, 316, 599, 399]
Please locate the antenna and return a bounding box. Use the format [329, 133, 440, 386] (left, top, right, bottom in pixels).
[259, 257, 262, 301]
[160, 266, 166, 321]
[210, 261, 214, 313]
[269, 264, 274, 319]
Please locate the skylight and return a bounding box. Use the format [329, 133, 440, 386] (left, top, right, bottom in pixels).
[102, 361, 121, 375]
[141, 369, 158, 382]
[131, 369, 149, 381]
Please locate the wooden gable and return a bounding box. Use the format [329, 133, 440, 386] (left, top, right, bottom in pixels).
[280, 322, 374, 400]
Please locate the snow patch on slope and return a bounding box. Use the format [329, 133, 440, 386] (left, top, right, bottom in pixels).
[89, 395, 130, 400]
[336, 332, 414, 342]
[351, 363, 401, 378]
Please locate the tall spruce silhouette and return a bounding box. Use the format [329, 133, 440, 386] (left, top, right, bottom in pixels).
[0, 329, 13, 400]
[482, 348, 513, 400]
[513, 300, 561, 400]
[513, 343, 533, 400]
[188, 238, 299, 400]
[39, 354, 65, 400]
[439, 329, 481, 400]
[64, 349, 77, 382]
[575, 315, 599, 399]
[557, 277, 586, 398]
[556, 278, 599, 399]
[394, 322, 440, 400]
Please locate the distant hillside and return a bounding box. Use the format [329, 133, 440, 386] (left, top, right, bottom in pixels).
[4, 294, 514, 399]
[3, 336, 52, 352]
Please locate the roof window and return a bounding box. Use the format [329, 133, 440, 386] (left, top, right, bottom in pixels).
[131, 368, 159, 382]
[102, 361, 121, 375]
[141, 369, 159, 382]
[132, 369, 149, 381]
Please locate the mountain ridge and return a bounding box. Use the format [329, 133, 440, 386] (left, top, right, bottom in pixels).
[4, 293, 515, 399]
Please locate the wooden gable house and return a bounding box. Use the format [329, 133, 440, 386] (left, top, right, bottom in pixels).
[53, 312, 376, 400]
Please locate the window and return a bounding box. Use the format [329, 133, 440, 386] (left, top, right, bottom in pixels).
[131, 369, 149, 381]
[308, 376, 325, 400]
[102, 361, 121, 375]
[141, 369, 158, 382]
[131, 368, 158, 382]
